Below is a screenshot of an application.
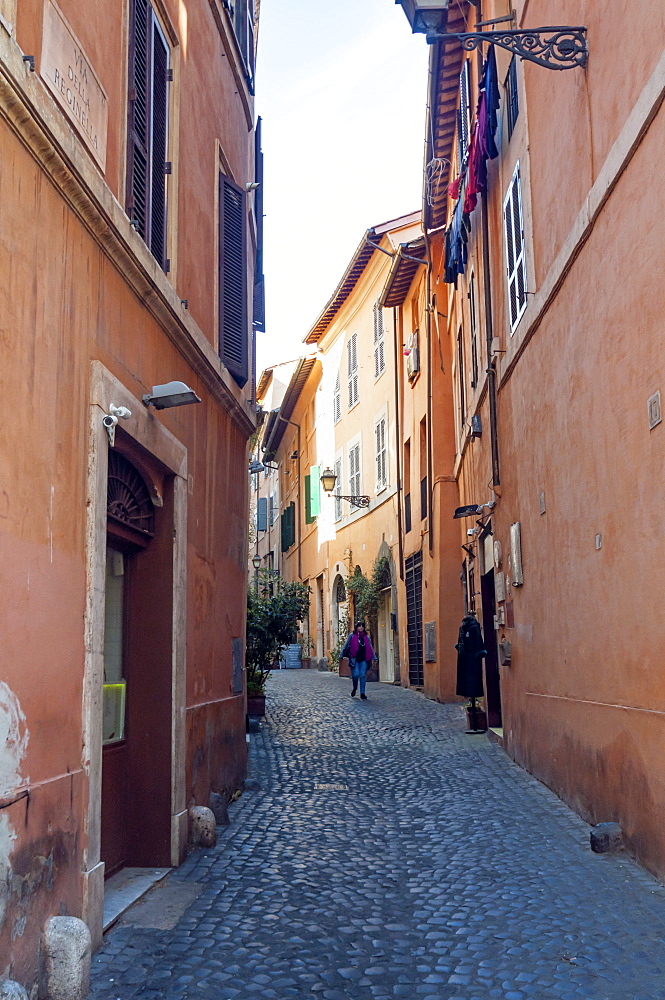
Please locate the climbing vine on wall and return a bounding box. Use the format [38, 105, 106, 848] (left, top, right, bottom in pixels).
[345, 555, 392, 636]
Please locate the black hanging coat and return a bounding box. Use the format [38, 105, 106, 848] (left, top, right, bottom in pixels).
[455, 615, 487, 698]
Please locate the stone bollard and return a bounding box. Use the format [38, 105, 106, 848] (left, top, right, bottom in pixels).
[590, 822, 624, 854]
[188, 806, 217, 848]
[0, 980, 29, 1000]
[209, 792, 230, 827]
[42, 916, 91, 1000]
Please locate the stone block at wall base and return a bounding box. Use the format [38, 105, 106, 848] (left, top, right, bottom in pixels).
[0, 980, 28, 1000]
[42, 917, 91, 1000]
[188, 806, 217, 848]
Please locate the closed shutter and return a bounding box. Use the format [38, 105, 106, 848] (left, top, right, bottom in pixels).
[503, 162, 528, 332]
[304, 475, 313, 524]
[349, 443, 361, 500]
[334, 457, 342, 521]
[469, 271, 478, 388]
[375, 417, 387, 490]
[257, 496, 268, 532]
[458, 60, 471, 164]
[310, 465, 320, 517]
[404, 493, 412, 533]
[219, 174, 248, 386]
[347, 333, 359, 408]
[269, 492, 275, 526]
[288, 502, 296, 547]
[127, 0, 169, 269]
[333, 373, 341, 423]
[373, 304, 385, 378]
[253, 117, 265, 332]
[280, 509, 288, 552]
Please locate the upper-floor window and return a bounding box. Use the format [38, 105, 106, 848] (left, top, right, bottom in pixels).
[503, 162, 528, 333]
[219, 174, 249, 386]
[348, 440, 361, 501]
[333, 456, 342, 521]
[506, 57, 519, 141]
[373, 303, 386, 379]
[127, 0, 170, 270]
[347, 332, 359, 408]
[469, 270, 479, 388]
[457, 60, 471, 167]
[228, 0, 255, 87]
[333, 372, 341, 424]
[375, 415, 387, 492]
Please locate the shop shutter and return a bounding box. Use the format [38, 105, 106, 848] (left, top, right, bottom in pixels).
[219, 174, 248, 386]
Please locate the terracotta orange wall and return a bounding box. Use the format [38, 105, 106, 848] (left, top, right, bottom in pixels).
[0, 7, 251, 971]
[495, 110, 665, 874]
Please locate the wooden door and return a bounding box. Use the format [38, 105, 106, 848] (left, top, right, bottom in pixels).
[101, 547, 128, 877]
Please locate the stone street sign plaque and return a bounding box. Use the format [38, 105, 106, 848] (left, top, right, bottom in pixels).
[40, 0, 108, 169]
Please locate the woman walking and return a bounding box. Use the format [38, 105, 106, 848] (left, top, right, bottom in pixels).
[341, 621, 375, 700]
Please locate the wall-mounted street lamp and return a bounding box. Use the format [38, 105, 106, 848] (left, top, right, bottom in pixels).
[320, 468, 370, 509]
[396, 0, 587, 70]
[142, 381, 202, 409]
[249, 460, 278, 474]
[251, 554, 262, 570]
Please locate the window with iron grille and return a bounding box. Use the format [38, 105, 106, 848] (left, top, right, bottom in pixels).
[373, 303, 386, 379]
[506, 57, 519, 140]
[333, 372, 341, 424]
[347, 333, 359, 408]
[375, 415, 387, 492]
[219, 173, 248, 385]
[457, 60, 472, 166]
[503, 162, 528, 332]
[127, 0, 170, 270]
[469, 271, 479, 388]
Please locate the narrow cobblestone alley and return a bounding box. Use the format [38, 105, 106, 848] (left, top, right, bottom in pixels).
[90, 673, 665, 1000]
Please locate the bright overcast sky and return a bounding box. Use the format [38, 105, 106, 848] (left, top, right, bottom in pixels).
[255, 0, 429, 374]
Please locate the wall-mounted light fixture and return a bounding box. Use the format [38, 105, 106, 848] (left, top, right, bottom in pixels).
[249, 460, 278, 474]
[453, 500, 495, 519]
[102, 404, 132, 447]
[251, 554, 262, 570]
[396, 0, 587, 70]
[142, 381, 201, 410]
[320, 468, 370, 509]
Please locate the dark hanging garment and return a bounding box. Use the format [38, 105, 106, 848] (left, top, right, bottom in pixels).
[455, 615, 487, 697]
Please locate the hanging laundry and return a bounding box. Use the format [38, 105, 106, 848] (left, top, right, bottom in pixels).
[443, 194, 470, 284]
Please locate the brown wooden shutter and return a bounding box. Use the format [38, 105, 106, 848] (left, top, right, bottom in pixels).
[150, 25, 169, 268]
[219, 174, 248, 387]
[127, 0, 150, 236]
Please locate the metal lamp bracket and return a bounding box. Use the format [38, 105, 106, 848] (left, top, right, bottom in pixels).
[434, 26, 588, 70]
[335, 493, 371, 509]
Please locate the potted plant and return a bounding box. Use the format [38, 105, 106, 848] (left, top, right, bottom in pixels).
[245, 572, 310, 716]
[465, 699, 487, 732]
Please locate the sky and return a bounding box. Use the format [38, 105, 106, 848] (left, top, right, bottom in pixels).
[255, 0, 430, 375]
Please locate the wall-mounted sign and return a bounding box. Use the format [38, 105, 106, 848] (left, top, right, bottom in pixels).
[40, 0, 108, 169]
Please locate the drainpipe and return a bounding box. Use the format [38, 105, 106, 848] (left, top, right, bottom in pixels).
[277, 415, 302, 580]
[392, 306, 405, 582]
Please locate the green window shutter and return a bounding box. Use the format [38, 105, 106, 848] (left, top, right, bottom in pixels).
[288, 503, 296, 548]
[281, 510, 288, 552]
[305, 474, 313, 524]
[310, 465, 320, 517]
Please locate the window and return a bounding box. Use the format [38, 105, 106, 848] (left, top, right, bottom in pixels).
[333, 457, 342, 521]
[457, 327, 466, 428]
[127, 0, 170, 270]
[373, 303, 386, 379]
[406, 331, 420, 381]
[506, 57, 519, 140]
[305, 465, 320, 524]
[347, 333, 359, 408]
[348, 441, 361, 501]
[419, 417, 427, 520]
[375, 415, 387, 492]
[333, 372, 341, 424]
[457, 60, 471, 166]
[219, 174, 248, 385]
[280, 502, 295, 552]
[403, 438, 411, 532]
[503, 162, 528, 332]
[404, 493, 412, 533]
[469, 271, 479, 388]
[230, 0, 255, 86]
[269, 490, 277, 526]
[256, 496, 268, 531]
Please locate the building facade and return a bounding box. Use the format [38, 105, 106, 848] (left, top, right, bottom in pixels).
[0, 0, 260, 983]
[403, 0, 665, 875]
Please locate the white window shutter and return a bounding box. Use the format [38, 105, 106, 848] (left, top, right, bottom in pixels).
[503, 163, 527, 332]
[334, 457, 342, 520]
[334, 373, 341, 423]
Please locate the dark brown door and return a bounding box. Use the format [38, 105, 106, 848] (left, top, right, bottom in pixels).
[480, 569, 502, 727]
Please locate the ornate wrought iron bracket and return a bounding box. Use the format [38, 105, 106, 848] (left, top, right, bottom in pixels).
[335, 493, 371, 509]
[432, 26, 587, 70]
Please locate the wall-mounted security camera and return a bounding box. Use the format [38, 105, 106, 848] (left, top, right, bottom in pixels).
[103, 404, 132, 446]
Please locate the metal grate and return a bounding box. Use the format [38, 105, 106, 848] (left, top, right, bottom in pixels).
[107, 451, 155, 536]
[405, 552, 424, 686]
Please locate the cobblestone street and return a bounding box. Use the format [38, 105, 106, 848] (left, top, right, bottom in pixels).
[90, 672, 665, 1000]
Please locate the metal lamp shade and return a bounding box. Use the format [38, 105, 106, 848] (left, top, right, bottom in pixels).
[320, 468, 337, 493]
[396, 0, 448, 33]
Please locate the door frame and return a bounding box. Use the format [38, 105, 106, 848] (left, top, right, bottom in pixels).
[82, 361, 188, 947]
